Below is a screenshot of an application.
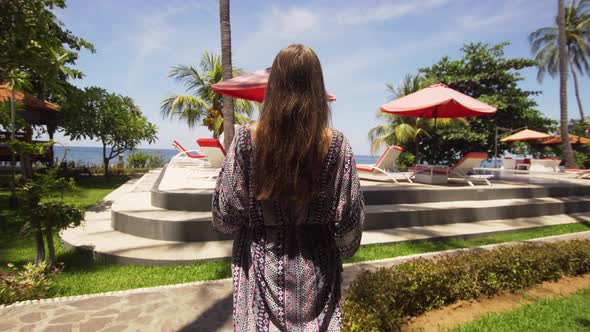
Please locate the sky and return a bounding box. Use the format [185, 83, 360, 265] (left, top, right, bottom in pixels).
[51, 0, 589, 155]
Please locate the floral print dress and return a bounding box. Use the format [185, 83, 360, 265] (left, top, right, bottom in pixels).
[212, 125, 364, 332]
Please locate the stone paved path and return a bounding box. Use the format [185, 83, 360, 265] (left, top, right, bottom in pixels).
[1, 231, 589, 332]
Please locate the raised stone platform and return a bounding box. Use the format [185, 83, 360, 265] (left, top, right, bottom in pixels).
[60, 165, 590, 265]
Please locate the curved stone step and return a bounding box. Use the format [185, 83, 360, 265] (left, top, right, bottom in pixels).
[151, 166, 590, 211]
[364, 196, 590, 230]
[111, 192, 230, 242]
[61, 207, 590, 265]
[114, 189, 590, 242]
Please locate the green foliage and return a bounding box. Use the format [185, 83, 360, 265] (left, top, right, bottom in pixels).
[396, 152, 415, 170]
[0, 261, 62, 305]
[5, 140, 52, 156]
[61, 87, 158, 174]
[415, 42, 557, 164]
[33, 201, 84, 233]
[147, 153, 166, 168]
[573, 150, 589, 168]
[342, 240, 590, 331]
[529, 0, 590, 81]
[161, 51, 254, 138]
[0, 0, 94, 94]
[127, 151, 149, 168]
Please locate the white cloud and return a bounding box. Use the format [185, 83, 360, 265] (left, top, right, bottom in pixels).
[335, 0, 449, 25]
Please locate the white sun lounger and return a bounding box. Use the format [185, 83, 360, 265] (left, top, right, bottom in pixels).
[450, 152, 493, 186]
[356, 146, 413, 183]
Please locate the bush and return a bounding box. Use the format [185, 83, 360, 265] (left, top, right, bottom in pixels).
[342, 240, 590, 331]
[147, 153, 166, 168]
[0, 262, 62, 305]
[127, 151, 149, 168]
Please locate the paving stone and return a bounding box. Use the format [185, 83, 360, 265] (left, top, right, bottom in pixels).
[0, 321, 17, 332]
[99, 324, 127, 332]
[49, 312, 85, 324]
[124, 292, 161, 305]
[19, 325, 35, 332]
[80, 317, 113, 331]
[18, 311, 46, 323]
[43, 324, 73, 332]
[68, 296, 121, 310]
[133, 315, 153, 325]
[116, 308, 141, 321]
[90, 309, 119, 317]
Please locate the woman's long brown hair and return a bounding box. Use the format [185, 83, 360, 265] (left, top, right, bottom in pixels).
[255, 44, 331, 202]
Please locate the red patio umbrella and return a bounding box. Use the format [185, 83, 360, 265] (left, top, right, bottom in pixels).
[380, 83, 496, 119]
[380, 83, 496, 164]
[211, 68, 337, 103]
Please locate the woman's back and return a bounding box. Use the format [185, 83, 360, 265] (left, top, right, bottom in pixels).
[211, 44, 364, 332]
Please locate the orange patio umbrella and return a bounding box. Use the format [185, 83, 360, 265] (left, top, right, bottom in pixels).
[211, 68, 337, 103]
[537, 134, 590, 145]
[500, 129, 551, 142]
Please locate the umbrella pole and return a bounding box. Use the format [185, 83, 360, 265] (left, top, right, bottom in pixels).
[433, 107, 438, 164]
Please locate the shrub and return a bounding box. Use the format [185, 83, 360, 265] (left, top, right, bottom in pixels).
[127, 151, 149, 168]
[0, 262, 62, 305]
[342, 240, 590, 331]
[147, 153, 166, 168]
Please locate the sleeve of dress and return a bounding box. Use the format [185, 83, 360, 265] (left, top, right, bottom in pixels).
[333, 137, 365, 259]
[211, 129, 250, 234]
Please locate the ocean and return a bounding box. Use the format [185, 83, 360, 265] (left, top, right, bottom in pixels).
[54, 146, 379, 167]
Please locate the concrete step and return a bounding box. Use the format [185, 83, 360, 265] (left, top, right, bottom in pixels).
[151, 176, 590, 212]
[364, 196, 590, 230]
[111, 192, 230, 242]
[114, 191, 590, 242]
[61, 209, 590, 265]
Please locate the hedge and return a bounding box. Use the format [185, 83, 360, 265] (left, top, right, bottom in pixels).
[342, 240, 590, 332]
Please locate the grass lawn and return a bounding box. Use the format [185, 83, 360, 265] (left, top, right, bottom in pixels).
[1, 175, 589, 299]
[451, 287, 590, 332]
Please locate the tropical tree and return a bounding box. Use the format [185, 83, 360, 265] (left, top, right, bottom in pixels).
[420, 42, 557, 163]
[558, 0, 578, 167]
[529, 0, 590, 121]
[63, 87, 158, 175]
[161, 52, 254, 138]
[219, 0, 235, 150]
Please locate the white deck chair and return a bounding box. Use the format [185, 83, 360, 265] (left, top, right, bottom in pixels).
[450, 152, 493, 186]
[183, 138, 227, 179]
[169, 140, 208, 166]
[356, 146, 413, 183]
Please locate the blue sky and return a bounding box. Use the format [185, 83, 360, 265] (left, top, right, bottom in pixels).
[52, 0, 588, 155]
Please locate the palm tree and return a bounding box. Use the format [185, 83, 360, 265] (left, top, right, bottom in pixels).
[558, 0, 578, 167]
[369, 74, 466, 159]
[161, 52, 253, 138]
[219, 0, 234, 150]
[530, 0, 590, 121]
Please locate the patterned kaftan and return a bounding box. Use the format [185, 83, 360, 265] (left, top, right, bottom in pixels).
[212, 125, 364, 332]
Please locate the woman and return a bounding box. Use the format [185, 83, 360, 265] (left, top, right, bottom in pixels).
[212, 44, 364, 332]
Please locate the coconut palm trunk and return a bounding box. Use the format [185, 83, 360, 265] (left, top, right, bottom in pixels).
[568, 56, 586, 121]
[220, 0, 235, 150]
[558, 0, 577, 168]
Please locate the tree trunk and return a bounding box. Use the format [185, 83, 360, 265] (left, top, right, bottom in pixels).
[20, 153, 33, 181]
[558, 0, 577, 168]
[568, 57, 586, 121]
[102, 143, 110, 176]
[220, 0, 235, 150]
[45, 223, 56, 267]
[34, 225, 45, 265]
